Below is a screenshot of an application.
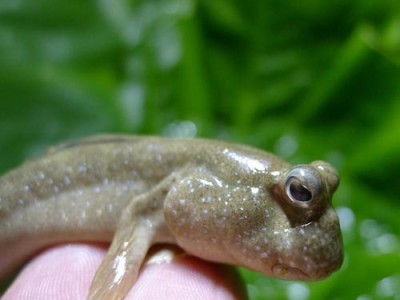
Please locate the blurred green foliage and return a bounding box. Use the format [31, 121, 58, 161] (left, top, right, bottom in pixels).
[1, 0, 400, 299]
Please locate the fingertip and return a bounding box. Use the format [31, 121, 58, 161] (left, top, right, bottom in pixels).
[2, 244, 248, 300]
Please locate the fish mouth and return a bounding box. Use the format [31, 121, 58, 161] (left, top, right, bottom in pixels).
[272, 264, 310, 280]
[272, 262, 340, 281]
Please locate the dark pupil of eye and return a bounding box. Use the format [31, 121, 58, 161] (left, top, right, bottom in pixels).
[289, 182, 312, 202]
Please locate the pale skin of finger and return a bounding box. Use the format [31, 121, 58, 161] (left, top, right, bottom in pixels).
[2, 244, 248, 300]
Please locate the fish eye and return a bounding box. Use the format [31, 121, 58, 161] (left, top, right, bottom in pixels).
[288, 180, 312, 202]
[285, 166, 321, 207]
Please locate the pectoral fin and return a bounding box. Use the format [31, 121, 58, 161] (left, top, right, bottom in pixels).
[87, 175, 177, 300]
[87, 223, 153, 300]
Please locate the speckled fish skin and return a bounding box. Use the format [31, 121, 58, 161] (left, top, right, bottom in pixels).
[0, 135, 343, 299]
